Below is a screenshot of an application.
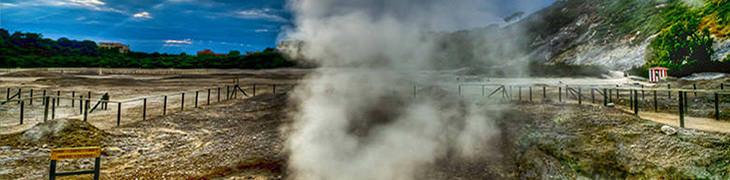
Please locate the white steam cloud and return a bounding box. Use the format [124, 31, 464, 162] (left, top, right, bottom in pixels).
[284, 0, 530, 179]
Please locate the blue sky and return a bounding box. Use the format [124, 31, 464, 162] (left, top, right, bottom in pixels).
[0, 0, 554, 54]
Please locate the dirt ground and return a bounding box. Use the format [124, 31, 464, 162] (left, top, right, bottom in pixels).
[3, 91, 730, 179]
[0, 68, 309, 134]
[2, 69, 730, 179]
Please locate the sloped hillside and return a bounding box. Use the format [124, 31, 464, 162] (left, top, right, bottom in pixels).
[518, 0, 730, 76]
[434, 0, 729, 77]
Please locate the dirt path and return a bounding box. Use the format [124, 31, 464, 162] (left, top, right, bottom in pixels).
[629, 110, 730, 133]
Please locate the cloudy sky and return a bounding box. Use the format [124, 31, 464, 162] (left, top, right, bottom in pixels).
[0, 0, 554, 54]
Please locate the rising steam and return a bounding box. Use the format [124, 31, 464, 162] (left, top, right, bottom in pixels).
[283, 0, 531, 179]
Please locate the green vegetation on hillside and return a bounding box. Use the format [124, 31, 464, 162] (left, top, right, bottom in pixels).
[0, 29, 297, 69]
[646, 0, 729, 76]
[596, 0, 664, 42]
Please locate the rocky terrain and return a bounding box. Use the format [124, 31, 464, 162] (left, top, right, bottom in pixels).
[509, 104, 730, 179]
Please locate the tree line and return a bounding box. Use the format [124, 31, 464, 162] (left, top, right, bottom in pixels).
[0, 28, 297, 69]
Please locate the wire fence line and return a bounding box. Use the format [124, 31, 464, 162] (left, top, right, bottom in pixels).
[2, 81, 727, 131]
[449, 83, 730, 129]
[1, 83, 296, 129]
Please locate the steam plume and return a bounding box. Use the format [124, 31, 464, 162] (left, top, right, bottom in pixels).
[283, 0, 531, 179]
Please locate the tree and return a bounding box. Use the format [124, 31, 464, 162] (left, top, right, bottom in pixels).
[228, 50, 241, 57]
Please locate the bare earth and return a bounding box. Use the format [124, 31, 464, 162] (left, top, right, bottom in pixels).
[1, 68, 730, 179]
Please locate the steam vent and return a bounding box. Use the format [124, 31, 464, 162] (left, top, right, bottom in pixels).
[1, 0, 730, 179]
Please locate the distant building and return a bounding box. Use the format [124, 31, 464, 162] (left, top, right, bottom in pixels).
[197, 49, 224, 56]
[649, 67, 668, 83]
[98, 42, 130, 53]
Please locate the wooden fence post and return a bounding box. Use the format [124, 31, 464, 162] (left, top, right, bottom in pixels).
[51, 98, 56, 120]
[226, 86, 230, 100]
[529, 86, 533, 102]
[195, 91, 199, 108]
[84, 99, 89, 121]
[253, 84, 257, 96]
[591, 88, 595, 104]
[117, 102, 122, 127]
[71, 91, 75, 107]
[79, 96, 83, 114]
[217, 87, 221, 102]
[181, 93, 185, 111]
[207, 89, 211, 105]
[19, 100, 24, 125]
[44, 97, 50, 122]
[233, 85, 238, 99]
[578, 88, 582, 105]
[163, 96, 167, 115]
[273, 84, 277, 94]
[458, 85, 462, 96]
[29, 89, 33, 105]
[558, 87, 562, 103]
[693, 84, 697, 96]
[16, 88, 21, 104]
[518, 87, 522, 102]
[5, 88, 9, 101]
[143, 98, 147, 121]
[679, 91, 685, 128]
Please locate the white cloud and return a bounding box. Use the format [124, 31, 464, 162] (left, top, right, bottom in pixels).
[234, 8, 287, 22]
[5, 0, 123, 13]
[132, 11, 152, 19]
[1, 3, 18, 7]
[67, 0, 105, 7]
[254, 29, 270, 33]
[163, 39, 193, 46]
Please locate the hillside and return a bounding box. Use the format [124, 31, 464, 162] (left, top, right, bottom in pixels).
[434, 0, 729, 77]
[518, 0, 730, 76]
